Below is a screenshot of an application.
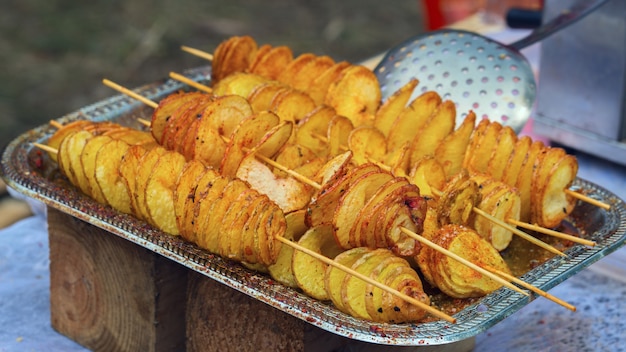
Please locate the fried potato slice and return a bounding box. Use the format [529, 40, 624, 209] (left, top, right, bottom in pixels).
[435, 110, 476, 179]
[377, 264, 429, 323]
[325, 65, 381, 126]
[333, 168, 394, 249]
[270, 88, 317, 124]
[236, 153, 312, 213]
[144, 150, 187, 234]
[408, 100, 456, 165]
[327, 114, 354, 157]
[151, 91, 206, 143]
[353, 177, 410, 249]
[173, 159, 208, 240]
[247, 81, 287, 113]
[363, 254, 411, 321]
[374, 78, 419, 138]
[119, 144, 150, 218]
[64, 130, 94, 196]
[292, 224, 344, 300]
[47, 120, 93, 162]
[202, 94, 254, 137]
[81, 135, 115, 204]
[248, 45, 294, 81]
[408, 156, 446, 198]
[313, 150, 352, 186]
[486, 126, 517, 181]
[471, 174, 521, 251]
[132, 146, 168, 221]
[501, 135, 532, 190]
[341, 249, 390, 320]
[308, 61, 351, 105]
[194, 175, 231, 252]
[220, 35, 258, 82]
[387, 90, 441, 153]
[295, 105, 336, 157]
[531, 148, 578, 228]
[162, 95, 214, 150]
[277, 53, 316, 86]
[212, 72, 268, 98]
[273, 143, 318, 179]
[267, 210, 309, 288]
[432, 224, 511, 298]
[347, 126, 387, 165]
[436, 170, 481, 227]
[220, 111, 280, 177]
[516, 140, 545, 222]
[464, 120, 503, 174]
[326, 247, 371, 312]
[291, 55, 335, 93]
[95, 139, 133, 214]
[253, 120, 294, 159]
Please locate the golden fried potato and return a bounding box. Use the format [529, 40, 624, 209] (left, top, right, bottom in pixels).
[374, 78, 419, 138]
[173, 159, 208, 240]
[308, 61, 351, 105]
[47, 120, 93, 162]
[220, 35, 258, 82]
[248, 45, 294, 81]
[332, 167, 392, 248]
[267, 210, 309, 288]
[144, 150, 187, 234]
[408, 100, 456, 165]
[325, 65, 381, 126]
[326, 247, 371, 312]
[292, 224, 343, 300]
[436, 170, 481, 227]
[347, 126, 387, 165]
[212, 72, 268, 98]
[133, 146, 168, 221]
[220, 111, 280, 177]
[486, 126, 517, 181]
[80, 135, 115, 204]
[95, 139, 133, 215]
[64, 130, 94, 196]
[270, 87, 317, 124]
[434, 110, 476, 179]
[277, 53, 316, 86]
[150, 91, 206, 143]
[296, 105, 336, 157]
[326, 114, 354, 157]
[236, 153, 312, 213]
[291, 55, 335, 93]
[471, 174, 521, 251]
[407, 156, 446, 198]
[247, 81, 287, 113]
[464, 120, 503, 174]
[531, 148, 578, 228]
[501, 135, 532, 190]
[516, 140, 545, 222]
[387, 90, 441, 153]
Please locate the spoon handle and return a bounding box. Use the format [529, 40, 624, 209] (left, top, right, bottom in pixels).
[510, 0, 609, 51]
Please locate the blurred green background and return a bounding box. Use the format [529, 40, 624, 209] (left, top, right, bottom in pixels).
[0, 0, 425, 145]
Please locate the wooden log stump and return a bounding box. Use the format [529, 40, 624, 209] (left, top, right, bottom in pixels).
[185, 271, 475, 352]
[48, 207, 187, 352]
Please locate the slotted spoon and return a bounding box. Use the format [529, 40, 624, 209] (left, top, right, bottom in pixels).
[374, 0, 608, 133]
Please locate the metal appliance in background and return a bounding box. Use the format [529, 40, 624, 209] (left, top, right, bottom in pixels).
[533, 0, 626, 166]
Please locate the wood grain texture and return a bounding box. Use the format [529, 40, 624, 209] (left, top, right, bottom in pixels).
[48, 208, 187, 352]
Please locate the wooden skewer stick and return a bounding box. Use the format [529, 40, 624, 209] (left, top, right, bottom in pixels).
[102, 79, 159, 109]
[565, 189, 611, 210]
[483, 265, 577, 312]
[49, 120, 64, 129]
[275, 235, 456, 323]
[181, 45, 214, 61]
[507, 218, 596, 247]
[399, 227, 529, 297]
[168, 72, 213, 94]
[472, 208, 566, 257]
[33, 142, 58, 154]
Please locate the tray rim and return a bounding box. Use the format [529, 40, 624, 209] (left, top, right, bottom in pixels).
[2, 67, 625, 346]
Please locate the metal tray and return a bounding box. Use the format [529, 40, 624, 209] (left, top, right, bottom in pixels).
[2, 66, 625, 346]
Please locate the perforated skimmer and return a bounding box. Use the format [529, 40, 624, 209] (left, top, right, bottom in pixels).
[374, 0, 608, 133]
